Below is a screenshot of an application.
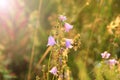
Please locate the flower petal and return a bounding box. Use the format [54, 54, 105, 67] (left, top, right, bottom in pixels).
[47, 36, 56, 46]
[49, 66, 57, 76]
[58, 15, 67, 21]
[64, 23, 73, 32]
[65, 39, 73, 48]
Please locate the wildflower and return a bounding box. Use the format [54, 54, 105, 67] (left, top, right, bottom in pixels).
[47, 36, 56, 46]
[49, 66, 57, 76]
[64, 23, 73, 32]
[58, 15, 67, 21]
[101, 51, 110, 59]
[65, 39, 73, 48]
[107, 15, 120, 35]
[108, 59, 117, 66]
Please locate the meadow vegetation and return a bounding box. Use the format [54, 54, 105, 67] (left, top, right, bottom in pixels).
[0, 0, 120, 80]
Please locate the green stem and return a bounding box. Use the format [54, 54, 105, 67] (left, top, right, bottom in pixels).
[52, 75, 55, 80]
[47, 49, 52, 80]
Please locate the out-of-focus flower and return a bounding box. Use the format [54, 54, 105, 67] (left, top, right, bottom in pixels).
[108, 59, 117, 66]
[47, 36, 56, 46]
[58, 15, 67, 21]
[64, 23, 73, 32]
[65, 39, 73, 49]
[107, 15, 120, 35]
[101, 51, 110, 59]
[49, 66, 57, 76]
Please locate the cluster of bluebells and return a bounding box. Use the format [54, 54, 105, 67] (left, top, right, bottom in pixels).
[47, 15, 73, 48]
[59, 15, 73, 32]
[47, 15, 74, 78]
[101, 51, 118, 68]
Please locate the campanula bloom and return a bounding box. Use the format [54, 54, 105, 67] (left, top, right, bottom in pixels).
[65, 39, 73, 48]
[47, 36, 56, 46]
[101, 51, 110, 59]
[64, 23, 73, 32]
[58, 15, 67, 21]
[49, 66, 57, 76]
[108, 59, 117, 67]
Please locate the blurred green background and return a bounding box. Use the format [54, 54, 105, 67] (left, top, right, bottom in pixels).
[0, 0, 120, 80]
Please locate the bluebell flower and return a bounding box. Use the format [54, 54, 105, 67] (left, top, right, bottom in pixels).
[108, 59, 117, 66]
[49, 66, 57, 76]
[101, 51, 110, 59]
[58, 15, 67, 22]
[47, 36, 56, 46]
[65, 39, 73, 48]
[64, 23, 73, 32]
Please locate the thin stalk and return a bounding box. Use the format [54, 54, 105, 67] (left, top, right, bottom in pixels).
[36, 46, 52, 67]
[52, 76, 55, 80]
[47, 49, 52, 80]
[27, 0, 43, 80]
[27, 29, 37, 80]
